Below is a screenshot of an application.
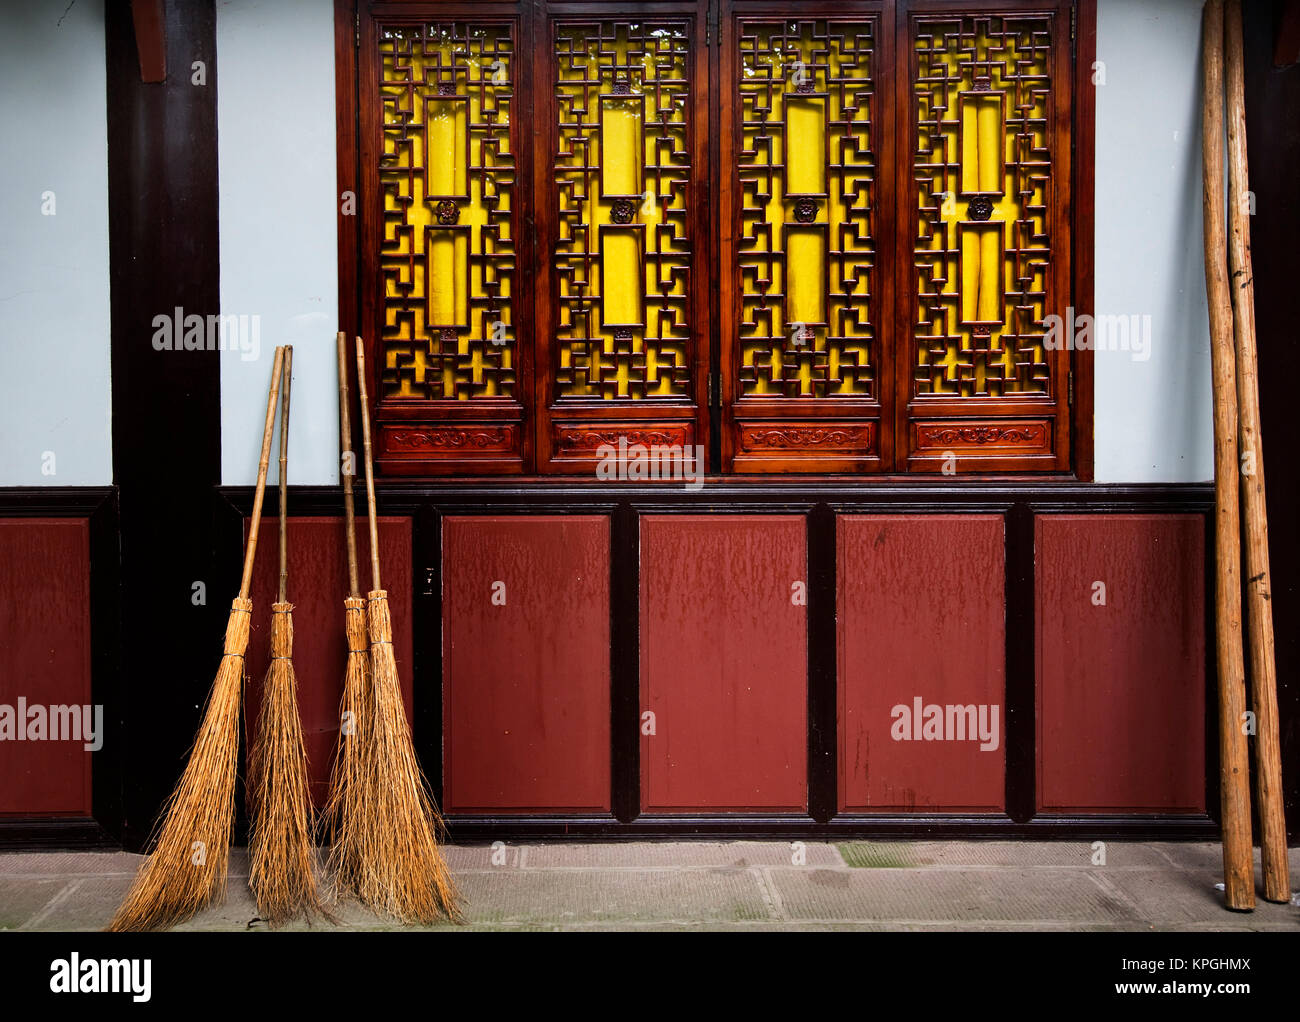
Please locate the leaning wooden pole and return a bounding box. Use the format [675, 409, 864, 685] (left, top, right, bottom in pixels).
[1223, 0, 1290, 904]
[1201, 0, 1254, 912]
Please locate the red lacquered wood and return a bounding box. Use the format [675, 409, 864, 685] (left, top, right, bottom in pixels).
[245, 516, 413, 807]
[442, 516, 611, 813]
[838, 514, 1005, 812]
[0, 519, 93, 815]
[640, 515, 807, 812]
[1036, 514, 1206, 812]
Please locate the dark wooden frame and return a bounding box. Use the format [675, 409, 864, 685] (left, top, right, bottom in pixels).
[220, 480, 1216, 840]
[336, 0, 1098, 479]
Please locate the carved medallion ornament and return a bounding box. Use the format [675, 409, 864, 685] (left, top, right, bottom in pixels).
[967, 196, 994, 221]
[792, 198, 819, 224]
[610, 198, 637, 224]
[435, 199, 461, 225]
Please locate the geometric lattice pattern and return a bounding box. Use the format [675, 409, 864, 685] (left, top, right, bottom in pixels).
[913, 15, 1053, 397]
[378, 23, 516, 400]
[553, 21, 693, 400]
[737, 19, 876, 399]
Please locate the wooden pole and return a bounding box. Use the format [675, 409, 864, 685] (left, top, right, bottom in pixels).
[239, 346, 287, 601]
[1224, 0, 1290, 904]
[337, 332, 360, 598]
[355, 337, 382, 591]
[1201, 0, 1254, 912]
[277, 346, 293, 604]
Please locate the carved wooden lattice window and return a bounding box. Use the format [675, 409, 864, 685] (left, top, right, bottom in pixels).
[721, 10, 887, 472]
[361, 14, 529, 474]
[900, 6, 1071, 471]
[350, 0, 1080, 475]
[537, 14, 709, 472]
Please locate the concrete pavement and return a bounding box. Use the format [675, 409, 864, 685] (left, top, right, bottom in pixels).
[2, 841, 1298, 931]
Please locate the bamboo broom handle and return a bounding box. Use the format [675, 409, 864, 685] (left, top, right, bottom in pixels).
[337, 332, 361, 598]
[355, 337, 382, 591]
[239, 345, 287, 601]
[277, 346, 294, 605]
[1201, 0, 1254, 912]
[1224, 0, 1289, 904]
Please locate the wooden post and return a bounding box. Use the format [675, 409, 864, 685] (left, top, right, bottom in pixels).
[1224, 0, 1290, 904]
[1201, 0, 1255, 912]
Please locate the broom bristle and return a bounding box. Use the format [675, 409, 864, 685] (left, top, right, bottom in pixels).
[107, 599, 250, 932]
[358, 590, 461, 924]
[323, 597, 372, 897]
[248, 603, 321, 926]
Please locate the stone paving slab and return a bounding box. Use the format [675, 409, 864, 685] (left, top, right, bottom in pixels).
[2, 841, 1297, 932]
[449, 868, 772, 927]
[767, 866, 1139, 924]
[837, 840, 1172, 869]
[507, 840, 842, 870]
[0, 877, 73, 929]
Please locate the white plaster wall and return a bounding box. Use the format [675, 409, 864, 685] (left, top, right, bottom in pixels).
[218, 0, 339, 486]
[1093, 0, 1214, 482]
[214, 0, 1217, 484]
[0, 1, 112, 486]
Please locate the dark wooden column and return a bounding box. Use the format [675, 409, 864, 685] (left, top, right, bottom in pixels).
[1243, 0, 1300, 843]
[106, 0, 222, 850]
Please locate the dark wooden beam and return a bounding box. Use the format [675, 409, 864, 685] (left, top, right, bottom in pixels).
[107, 0, 221, 851]
[1276, 0, 1300, 67]
[130, 0, 166, 82]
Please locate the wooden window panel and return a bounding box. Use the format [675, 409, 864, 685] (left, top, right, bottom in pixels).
[896, 1, 1073, 472]
[534, 5, 711, 473]
[721, 3, 895, 473]
[358, 6, 532, 474]
[342, 0, 1092, 478]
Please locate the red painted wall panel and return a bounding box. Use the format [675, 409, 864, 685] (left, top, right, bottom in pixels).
[838, 515, 1006, 812]
[640, 515, 807, 812]
[0, 519, 93, 816]
[245, 517, 412, 807]
[1037, 514, 1206, 812]
[442, 516, 610, 812]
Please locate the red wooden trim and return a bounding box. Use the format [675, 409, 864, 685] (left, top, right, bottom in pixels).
[442, 516, 611, 813]
[1036, 514, 1207, 812]
[130, 0, 166, 83]
[640, 515, 809, 811]
[837, 515, 1006, 812]
[0, 520, 93, 816]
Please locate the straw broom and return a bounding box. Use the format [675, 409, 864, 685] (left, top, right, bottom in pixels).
[108, 345, 286, 932]
[323, 331, 372, 896]
[248, 346, 322, 925]
[353, 336, 461, 923]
